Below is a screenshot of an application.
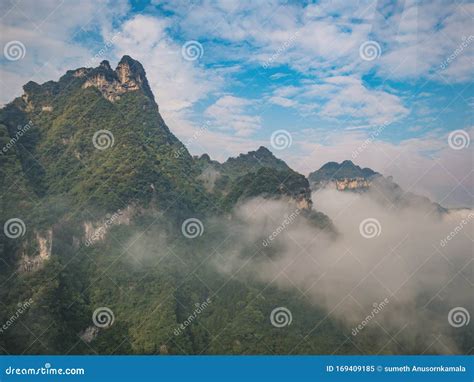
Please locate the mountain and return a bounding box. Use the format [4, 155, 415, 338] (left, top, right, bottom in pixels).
[308, 160, 379, 191]
[0, 56, 343, 355]
[309, 160, 446, 213]
[1, 55, 215, 221]
[221, 146, 292, 177]
[195, 146, 317, 212]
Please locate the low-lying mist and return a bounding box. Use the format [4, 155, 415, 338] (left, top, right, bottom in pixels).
[212, 188, 473, 353]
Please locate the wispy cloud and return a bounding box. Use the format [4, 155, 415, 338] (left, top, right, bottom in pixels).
[205, 95, 261, 137]
[0, 0, 471, 206]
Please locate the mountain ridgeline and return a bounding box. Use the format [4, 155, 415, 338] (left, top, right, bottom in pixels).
[0, 56, 449, 355]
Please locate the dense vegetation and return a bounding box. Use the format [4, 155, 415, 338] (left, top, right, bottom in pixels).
[0, 56, 460, 355]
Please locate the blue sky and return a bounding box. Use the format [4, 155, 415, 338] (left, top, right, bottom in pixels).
[0, 0, 472, 206]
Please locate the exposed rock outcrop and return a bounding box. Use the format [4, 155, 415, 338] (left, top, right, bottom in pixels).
[83, 206, 134, 247]
[309, 160, 378, 192]
[18, 229, 52, 273]
[335, 177, 371, 191]
[82, 56, 155, 103]
[79, 326, 100, 343]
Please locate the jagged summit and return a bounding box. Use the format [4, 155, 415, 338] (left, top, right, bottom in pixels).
[222, 146, 291, 177]
[19, 55, 157, 112]
[309, 160, 378, 183]
[81, 55, 155, 103]
[2, 54, 199, 215]
[99, 60, 112, 70]
[255, 145, 272, 155]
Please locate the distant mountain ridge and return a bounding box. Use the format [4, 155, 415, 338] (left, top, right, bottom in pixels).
[195, 146, 319, 213]
[221, 146, 292, 177]
[308, 160, 446, 213]
[308, 160, 379, 191]
[0, 55, 447, 356]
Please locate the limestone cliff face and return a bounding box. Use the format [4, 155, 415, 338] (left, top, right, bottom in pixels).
[18, 229, 52, 273]
[83, 206, 134, 247]
[295, 195, 312, 210]
[81, 56, 155, 103]
[310, 177, 371, 192]
[309, 161, 378, 192]
[335, 177, 371, 191]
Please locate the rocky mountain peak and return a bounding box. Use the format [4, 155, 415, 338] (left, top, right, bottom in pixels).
[309, 161, 378, 182]
[255, 146, 272, 155]
[309, 160, 379, 192]
[81, 55, 155, 103]
[222, 146, 291, 177]
[99, 60, 112, 70]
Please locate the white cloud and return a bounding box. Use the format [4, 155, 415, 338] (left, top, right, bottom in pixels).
[376, 1, 474, 82]
[268, 96, 297, 108]
[0, 0, 129, 104]
[279, 127, 473, 208]
[204, 95, 261, 137]
[319, 77, 409, 125]
[268, 76, 408, 126]
[0, 1, 470, 208]
[110, 15, 222, 118]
